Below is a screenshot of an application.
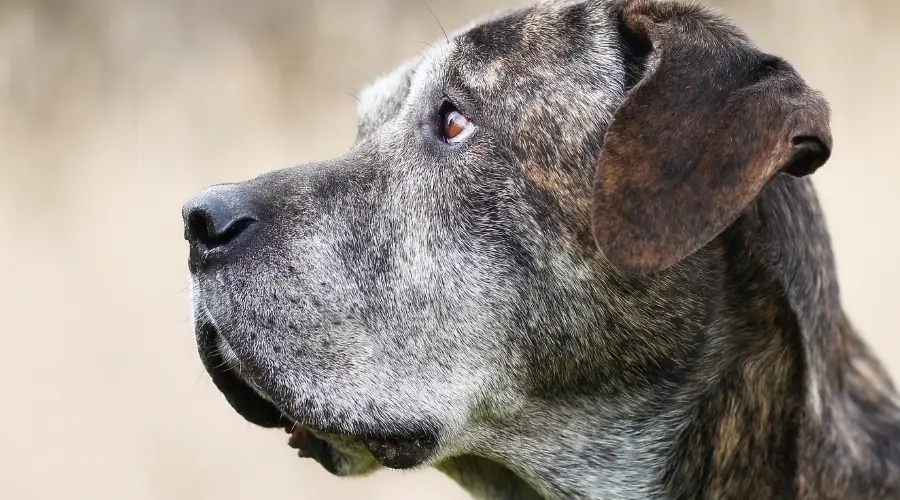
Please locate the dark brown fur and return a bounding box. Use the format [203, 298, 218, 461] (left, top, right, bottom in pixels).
[593, 0, 831, 274]
[591, 5, 900, 497]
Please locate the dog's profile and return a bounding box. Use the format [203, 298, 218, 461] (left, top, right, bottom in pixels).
[182, 0, 900, 498]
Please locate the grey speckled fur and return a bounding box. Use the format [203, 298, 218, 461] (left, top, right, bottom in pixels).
[184, 0, 900, 498]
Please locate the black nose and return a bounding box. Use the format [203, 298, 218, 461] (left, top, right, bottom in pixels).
[182, 184, 257, 263]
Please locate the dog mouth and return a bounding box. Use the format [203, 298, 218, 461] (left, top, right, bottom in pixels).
[195, 321, 438, 473]
[284, 426, 346, 474]
[195, 321, 352, 473]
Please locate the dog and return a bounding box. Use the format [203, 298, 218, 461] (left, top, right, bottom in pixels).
[182, 0, 900, 498]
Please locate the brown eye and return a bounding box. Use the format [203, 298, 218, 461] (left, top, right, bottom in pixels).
[439, 104, 475, 144]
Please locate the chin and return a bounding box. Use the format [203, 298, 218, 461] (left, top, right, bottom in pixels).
[194, 320, 420, 476]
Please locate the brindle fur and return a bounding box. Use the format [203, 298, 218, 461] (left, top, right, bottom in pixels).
[183, 0, 900, 498]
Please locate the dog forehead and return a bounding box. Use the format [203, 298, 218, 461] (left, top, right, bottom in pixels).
[356, 0, 616, 123]
[451, 0, 615, 88]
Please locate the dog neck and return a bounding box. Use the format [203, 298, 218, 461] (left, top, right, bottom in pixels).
[438, 393, 687, 499]
[437, 300, 805, 500]
[436, 178, 900, 499]
[436, 298, 899, 500]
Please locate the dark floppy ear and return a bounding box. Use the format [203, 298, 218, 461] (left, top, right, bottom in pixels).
[592, 0, 832, 274]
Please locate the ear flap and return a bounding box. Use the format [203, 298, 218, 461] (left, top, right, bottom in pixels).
[592, 0, 832, 274]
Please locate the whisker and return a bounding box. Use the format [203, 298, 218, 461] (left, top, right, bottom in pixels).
[191, 369, 206, 394]
[343, 89, 362, 105]
[211, 348, 233, 371]
[419, 0, 449, 44]
[404, 39, 436, 50]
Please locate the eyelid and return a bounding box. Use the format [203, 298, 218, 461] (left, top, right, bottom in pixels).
[439, 96, 460, 118]
[440, 93, 476, 122]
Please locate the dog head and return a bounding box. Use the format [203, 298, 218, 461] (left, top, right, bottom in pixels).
[184, 0, 831, 477]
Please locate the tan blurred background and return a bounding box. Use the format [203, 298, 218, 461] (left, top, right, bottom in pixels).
[0, 0, 897, 499]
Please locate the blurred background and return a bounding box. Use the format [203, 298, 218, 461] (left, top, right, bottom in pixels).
[0, 0, 897, 498]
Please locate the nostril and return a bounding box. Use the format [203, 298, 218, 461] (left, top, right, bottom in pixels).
[182, 183, 258, 262]
[209, 216, 256, 248]
[186, 211, 212, 244]
[187, 209, 256, 250]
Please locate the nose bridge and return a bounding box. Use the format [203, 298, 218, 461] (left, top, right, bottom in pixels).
[244, 165, 309, 202]
[245, 154, 373, 210]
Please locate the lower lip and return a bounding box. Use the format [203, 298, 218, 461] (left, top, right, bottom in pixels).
[196, 322, 287, 428]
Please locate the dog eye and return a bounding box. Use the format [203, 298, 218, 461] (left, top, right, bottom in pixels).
[439, 102, 475, 144]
